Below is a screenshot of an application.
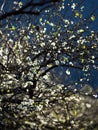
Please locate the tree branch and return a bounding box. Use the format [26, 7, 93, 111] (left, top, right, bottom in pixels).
[0, 0, 60, 21]
[39, 64, 82, 78]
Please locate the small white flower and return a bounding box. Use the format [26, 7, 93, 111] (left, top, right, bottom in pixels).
[74, 89, 77, 92]
[66, 69, 70, 75]
[69, 35, 75, 40]
[93, 94, 98, 98]
[70, 120, 74, 124]
[43, 75, 48, 80]
[49, 22, 55, 26]
[86, 103, 91, 108]
[8, 39, 13, 43]
[41, 42, 45, 47]
[13, 1, 18, 5]
[55, 60, 59, 65]
[45, 99, 49, 104]
[43, 28, 46, 33]
[62, 42, 67, 47]
[37, 105, 43, 111]
[0, 30, 2, 35]
[81, 6, 85, 11]
[69, 62, 73, 65]
[80, 78, 83, 82]
[51, 90, 55, 95]
[71, 3, 76, 10]
[64, 19, 70, 24]
[51, 42, 55, 46]
[45, 10, 49, 13]
[91, 55, 95, 59]
[57, 33, 60, 37]
[77, 29, 84, 34]
[71, 21, 74, 24]
[87, 78, 89, 81]
[85, 93, 88, 95]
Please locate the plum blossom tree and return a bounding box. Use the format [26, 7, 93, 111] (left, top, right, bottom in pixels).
[0, 0, 98, 129]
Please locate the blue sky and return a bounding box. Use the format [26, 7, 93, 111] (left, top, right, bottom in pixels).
[51, 0, 98, 90]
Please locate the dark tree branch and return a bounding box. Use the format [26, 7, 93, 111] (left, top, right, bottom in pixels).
[0, 0, 60, 21]
[39, 64, 82, 78]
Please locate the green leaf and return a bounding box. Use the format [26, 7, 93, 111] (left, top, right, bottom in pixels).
[46, 21, 49, 24]
[32, 25, 35, 29]
[80, 14, 82, 18]
[82, 45, 86, 49]
[75, 12, 80, 17]
[73, 110, 77, 116]
[91, 15, 95, 21]
[19, 2, 23, 6]
[75, 11, 82, 18]
[40, 18, 42, 22]
[81, 59, 84, 63]
[77, 29, 84, 34]
[10, 26, 16, 31]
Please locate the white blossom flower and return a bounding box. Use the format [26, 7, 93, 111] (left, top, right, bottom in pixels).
[91, 55, 95, 59]
[71, 3, 76, 10]
[71, 21, 74, 24]
[86, 103, 91, 108]
[41, 42, 45, 47]
[43, 75, 48, 80]
[69, 35, 75, 40]
[42, 28, 46, 33]
[64, 19, 70, 24]
[51, 42, 55, 46]
[55, 60, 59, 65]
[80, 78, 83, 82]
[62, 42, 67, 47]
[45, 99, 49, 104]
[66, 69, 70, 75]
[37, 105, 43, 111]
[8, 39, 13, 43]
[93, 94, 98, 98]
[77, 29, 84, 34]
[0, 30, 2, 35]
[49, 22, 55, 26]
[74, 89, 77, 92]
